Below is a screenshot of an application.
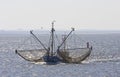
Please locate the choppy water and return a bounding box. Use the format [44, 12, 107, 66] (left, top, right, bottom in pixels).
[0, 33, 120, 77]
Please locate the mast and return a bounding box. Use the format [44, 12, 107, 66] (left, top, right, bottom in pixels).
[50, 21, 55, 56]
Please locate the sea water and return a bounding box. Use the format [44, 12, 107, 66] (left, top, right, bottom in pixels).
[0, 33, 120, 77]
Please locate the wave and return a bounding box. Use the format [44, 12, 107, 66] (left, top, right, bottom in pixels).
[82, 57, 120, 64]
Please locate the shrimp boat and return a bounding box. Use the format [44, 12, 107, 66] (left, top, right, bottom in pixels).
[15, 21, 92, 64]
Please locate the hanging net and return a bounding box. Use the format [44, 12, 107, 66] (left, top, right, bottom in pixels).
[15, 33, 49, 62]
[58, 48, 91, 63]
[15, 49, 47, 62]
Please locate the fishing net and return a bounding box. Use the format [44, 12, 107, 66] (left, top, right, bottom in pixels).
[15, 33, 49, 62]
[16, 49, 47, 62]
[58, 48, 91, 63]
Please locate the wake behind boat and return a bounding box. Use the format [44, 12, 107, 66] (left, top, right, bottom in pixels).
[15, 21, 92, 64]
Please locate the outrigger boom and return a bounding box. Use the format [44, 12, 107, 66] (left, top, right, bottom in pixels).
[57, 27, 75, 51]
[30, 30, 49, 52]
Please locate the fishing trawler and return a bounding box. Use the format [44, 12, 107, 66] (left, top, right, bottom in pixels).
[15, 21, 92, 64]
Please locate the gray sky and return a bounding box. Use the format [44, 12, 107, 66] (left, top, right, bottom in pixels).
[0, 0, 120, 30]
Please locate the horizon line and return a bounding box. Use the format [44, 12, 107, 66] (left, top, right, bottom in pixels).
[0, 29, 120, 31]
